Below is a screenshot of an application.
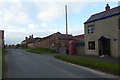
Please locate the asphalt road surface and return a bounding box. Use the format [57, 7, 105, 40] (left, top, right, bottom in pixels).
[5, 49, 118, 78]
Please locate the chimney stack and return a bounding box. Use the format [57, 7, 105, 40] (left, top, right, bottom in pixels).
[25, 37, 28, 40]
[105, 4, 110, 12]
[31, 34, 33, 38]
[2, 30, 4, 39]
[29, 35, 31, 39]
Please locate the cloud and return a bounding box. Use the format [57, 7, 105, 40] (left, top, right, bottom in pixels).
[59, 25, 84, 35]
[37, 3, 64, 22]
[0, 0, 119, 3]
[2, 0, 118, 2]
[69, 27, 84, 35]
[36, 2, 91, 24]
[0, 1, 118, 44]
[5, 32, 28, 44]
[28, 23, 37, 29]
[40, 23, 48, 28]
[0, 1, 32, 26]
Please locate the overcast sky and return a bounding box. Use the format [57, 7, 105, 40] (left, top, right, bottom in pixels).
[0, 0, 119, 45]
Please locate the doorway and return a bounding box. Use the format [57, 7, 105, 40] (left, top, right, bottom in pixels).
[98, 36, 111, 56]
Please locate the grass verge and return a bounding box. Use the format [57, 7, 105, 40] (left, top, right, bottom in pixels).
[54, 55, 120, 76]
[25, 48, 57, 54]
[0, 50, 2, 79]
[2, 49, 7, 56]
[2, 49, 7, 78]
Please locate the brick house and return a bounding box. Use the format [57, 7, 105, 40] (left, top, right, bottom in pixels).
[28, 32, 75, 52]
[74, 34, 84, 41]
[21, 35, 39, 48]
[74, 34, 85, 55]
[28, 37, 41, 48]
[84, 4, 120, 58]
[0, 30, 4, 49]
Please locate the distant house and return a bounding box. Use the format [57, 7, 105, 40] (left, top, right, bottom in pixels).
[84, 4, 120, 57]
[28, 37, 41, 48]
[0, 30, 4, 49]
[28, 32, 75, 52]
[74, 34, 84, 41]
[74, 34, 85, 47]
[21, 35, 39, 48]
[74, 34, 85, 55]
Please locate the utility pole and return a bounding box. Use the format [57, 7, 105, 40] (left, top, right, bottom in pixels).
[65, 5, 68, 36]
[65, 5, 68, 54]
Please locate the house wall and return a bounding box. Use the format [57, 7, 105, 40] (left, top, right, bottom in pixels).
[0, 31, 4, 49]
[85, 15, 119, 57]
[27, 33, 61, 51]
[33, 42, 41, 48]
[49, 34, 59, 51]
[74, 35, 85, 55]
[28, 33, 84, 54]
[0, 39, 2, 48]
[118, 27, 120, 57]
[77, 47, 85, 55]
[32, 34, 59, 49]
[39, 39, 50, 48]
[28, 43, 34, 48]
[74, 35, 84, 41]
[33, 33, 67, 52]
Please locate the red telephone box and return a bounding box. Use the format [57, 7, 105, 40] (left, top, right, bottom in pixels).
[69, 40, 77, 55]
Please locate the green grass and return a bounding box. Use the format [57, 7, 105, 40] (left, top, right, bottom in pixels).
[0, 49, 2, 79]
[2, 49, 7, 56]
[26, 48, 57, 54]
[2, 49, 7, 78]
[54, 55, 120, 75]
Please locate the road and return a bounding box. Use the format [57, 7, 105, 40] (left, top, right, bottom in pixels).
[5, 49, 118, 78]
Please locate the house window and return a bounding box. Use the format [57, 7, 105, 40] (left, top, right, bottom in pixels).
[88, 41, 95, 50]
[88, 25, 94, 34]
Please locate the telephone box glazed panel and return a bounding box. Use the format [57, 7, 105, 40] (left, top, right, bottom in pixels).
[69, 40, 77, 55]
